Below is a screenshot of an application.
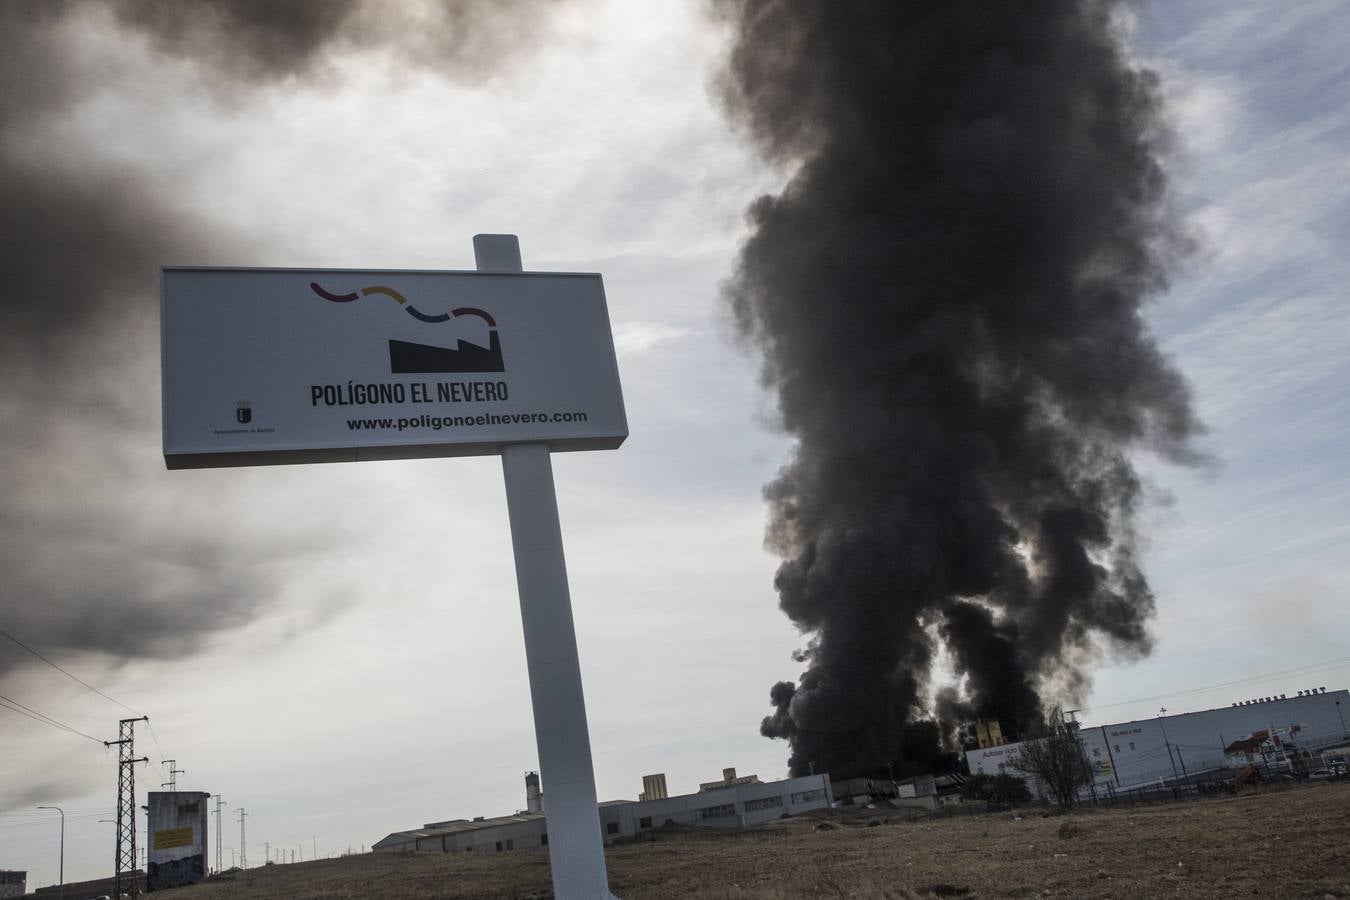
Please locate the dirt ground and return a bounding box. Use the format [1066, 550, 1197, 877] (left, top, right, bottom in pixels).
[172, 780, 1350, 899]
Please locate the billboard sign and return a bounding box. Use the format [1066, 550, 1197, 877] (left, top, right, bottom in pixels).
[147, 791, 210, 890]
[161, 267, 628, 468]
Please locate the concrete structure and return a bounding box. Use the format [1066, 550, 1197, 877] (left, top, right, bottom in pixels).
[967, 688, 1350, 793]
[524, 771, 543, 814]
[0, 871, 24, 899]
[698, 767, 761, 792]
[373, 770, 834, 855]
[146, 791, 210, 891]
[639, 773, 668, 801]
[973, 719, 1006, 749]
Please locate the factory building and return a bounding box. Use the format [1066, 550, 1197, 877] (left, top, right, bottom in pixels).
[0, 871, 25, 899]
[373, 813, 549, 855]
[967, 688, 1350, 792]
[373, 768, 833, 855]
[597, 770, 830, 838]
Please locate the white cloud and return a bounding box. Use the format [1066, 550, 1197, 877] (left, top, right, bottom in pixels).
[612, 321, 691, 356]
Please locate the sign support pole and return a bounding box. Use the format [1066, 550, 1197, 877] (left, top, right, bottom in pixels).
[478, 234, 614, 900]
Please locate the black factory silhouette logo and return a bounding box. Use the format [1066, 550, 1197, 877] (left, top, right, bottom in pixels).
[310, 282, 504, 374]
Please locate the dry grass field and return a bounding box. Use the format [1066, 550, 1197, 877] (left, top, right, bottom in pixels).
[174, 780, 1350, 899]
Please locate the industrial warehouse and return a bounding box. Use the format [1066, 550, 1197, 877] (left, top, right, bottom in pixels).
[374, 690, 1350, 859]
[372, 768, 833, 855]
[968, 687, 1350, 794]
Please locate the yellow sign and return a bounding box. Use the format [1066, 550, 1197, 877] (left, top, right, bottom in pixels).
[154, 826, 194, 850]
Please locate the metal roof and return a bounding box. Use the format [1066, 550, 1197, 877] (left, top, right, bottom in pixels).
[373, 813, 545, 849]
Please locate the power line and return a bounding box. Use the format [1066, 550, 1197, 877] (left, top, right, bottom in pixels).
[0, 811, 114, 829]
[0, 692, 104, 744]
[0, 623, 141, 714]
[145, 719, 169, 769]
[145, 722, 201, 790]
[0, 624, 214, 796]
[145, 719, 211, 795]
[144, 757, 172, 789]
[0, 692, 86, 734]
[1082, 656, 1350, 715]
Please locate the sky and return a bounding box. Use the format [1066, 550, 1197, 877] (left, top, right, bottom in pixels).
[3, 0, 1349, 889]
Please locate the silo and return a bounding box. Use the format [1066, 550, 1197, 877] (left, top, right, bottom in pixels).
[525, 771, 543, 814]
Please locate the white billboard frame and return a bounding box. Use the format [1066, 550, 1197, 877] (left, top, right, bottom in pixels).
[161, 236, 619, 899]
[160, 264, 628, 470]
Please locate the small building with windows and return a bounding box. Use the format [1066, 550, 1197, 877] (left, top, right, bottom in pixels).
[373, 769, 833, 855]
[372, 813, 548, 855]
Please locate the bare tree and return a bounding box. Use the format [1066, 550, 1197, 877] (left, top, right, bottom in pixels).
[1009, 706, 1093, 808]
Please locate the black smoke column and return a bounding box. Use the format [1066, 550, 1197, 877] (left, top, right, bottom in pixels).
[714, 1, 1203, 779]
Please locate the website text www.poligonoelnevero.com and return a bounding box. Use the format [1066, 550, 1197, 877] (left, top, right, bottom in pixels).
[346, 411, 589, 432]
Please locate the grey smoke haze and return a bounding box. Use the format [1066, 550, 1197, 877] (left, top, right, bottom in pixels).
[0, 776, 72, 814]
[715, 1, 1204, 778]
[0, 1, 567, 676]
[110, 0, 563, 82]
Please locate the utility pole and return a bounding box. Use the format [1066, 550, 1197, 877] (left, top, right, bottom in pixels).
[211, 796, 225, 874]
[1158, 708, 1181, 788]
[162, 760, 184, 792]
[104, 716, 149, 900]
[264, 842, 270, 865]
[35, 806, 63, 900]
[237, 808, 248, 869]
[1064, 709, 1098, 806]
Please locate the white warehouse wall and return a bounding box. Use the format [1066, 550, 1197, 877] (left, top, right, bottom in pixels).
[967, 689, 1349, 791]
